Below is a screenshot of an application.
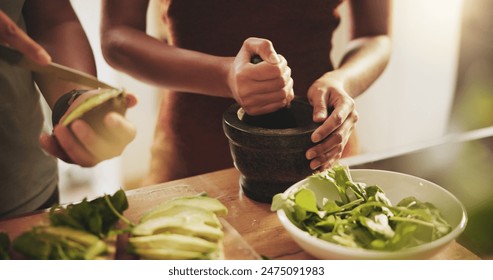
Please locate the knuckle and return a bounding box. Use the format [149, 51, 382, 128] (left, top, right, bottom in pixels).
[335, 143, 344, 154]
[347, 98, 356, 109]
[278, 77, 288, 88]
[352, 110, 360, 123]
[270, 65, 283, 77]
[243, 106, 256, 115]
[333, 113, 344, 126]
[333, 132, 344, 143]
[259, 39, 273, 49]
[1, 22, 18, 38]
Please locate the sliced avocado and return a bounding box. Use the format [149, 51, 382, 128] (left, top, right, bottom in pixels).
[140, 205, 221, 227]
[12, 226, 107, 260]
[141, 195, 228, 222]
[61, 88, 127, 138]
[206, 242, 225, 260]
[38, 226, 102, 247]
[132, 216, 224, 241]
[133, 248, 209, 260]
[166, 223, 224, 242]
[129, 233, 217, 253]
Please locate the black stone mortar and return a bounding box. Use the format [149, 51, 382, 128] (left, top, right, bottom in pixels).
[222, 98, 320, 203]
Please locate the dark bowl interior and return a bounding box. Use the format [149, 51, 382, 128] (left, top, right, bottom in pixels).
[223, 98, 320, 203]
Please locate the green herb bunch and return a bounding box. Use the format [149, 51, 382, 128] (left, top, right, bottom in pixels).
[11, 189, 130, 260]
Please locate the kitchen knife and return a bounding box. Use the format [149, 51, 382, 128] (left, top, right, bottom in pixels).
[0, 44, 116, 89]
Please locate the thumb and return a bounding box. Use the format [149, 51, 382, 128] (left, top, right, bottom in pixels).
[308, 86, 329, 123]
[39, 132, 73, 163]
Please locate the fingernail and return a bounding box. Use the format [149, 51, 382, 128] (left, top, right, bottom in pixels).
[311, 160, 321, 170]
[306, 151, 315, 160]
[316, 111, 327, 120]
[312, 133, 322, 143]
[37, 49, 51, 64]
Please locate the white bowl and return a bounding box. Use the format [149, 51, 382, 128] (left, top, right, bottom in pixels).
[277, 169, 468, 260]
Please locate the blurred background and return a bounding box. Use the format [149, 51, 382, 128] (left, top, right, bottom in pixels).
[56, 0, 492, 258]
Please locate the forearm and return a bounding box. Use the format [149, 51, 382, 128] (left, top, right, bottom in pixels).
[329, 0, 392, 98]
[23, 0, 96, 108]
[101, 26, 233, 98]
[330, 35, 391, 98]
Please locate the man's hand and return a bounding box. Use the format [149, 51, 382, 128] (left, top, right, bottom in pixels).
[39, 89, 138, 167]
[0, 10, 51, 64]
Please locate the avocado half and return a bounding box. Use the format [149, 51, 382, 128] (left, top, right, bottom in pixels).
[61, 88, 127, 138]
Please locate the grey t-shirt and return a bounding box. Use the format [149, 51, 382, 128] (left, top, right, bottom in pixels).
[0, 0, 58, 217]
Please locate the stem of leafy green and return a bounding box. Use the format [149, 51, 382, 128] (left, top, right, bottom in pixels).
[104, 195, 134, 228]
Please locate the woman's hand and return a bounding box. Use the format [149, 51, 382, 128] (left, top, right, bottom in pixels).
[306, 75, 359, 171]
[0, 10, 51, 64]
[227, 37, 294, 115]
[39, 89, 138, 167]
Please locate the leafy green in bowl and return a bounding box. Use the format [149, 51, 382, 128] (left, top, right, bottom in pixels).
[272, 166, 467, 259]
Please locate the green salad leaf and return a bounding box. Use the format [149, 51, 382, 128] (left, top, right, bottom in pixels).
[0, 232, 11, 260]
[49, 189, 129, 238]
[272, 165, 452, 251]
[12, 226, 107, 260]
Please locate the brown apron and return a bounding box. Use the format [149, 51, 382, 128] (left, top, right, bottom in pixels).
[145, 0, 357, 184]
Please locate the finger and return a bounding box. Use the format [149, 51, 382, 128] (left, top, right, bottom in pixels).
[241, 55, 288, 82]
[69, 120, 120, 160]
[306, 129, 345, 161]
[241, 78, 294, 115]
[103, 112, 137, 146]
[306, 114, 357, 169]
[242, 69, 291, 97]
[241, 37, 280, 64]
[0, 11, 51, 64]
[125, 93, 138, 108]
[307, 86, 330, 122]
[317, 153, 340, 172]
[309, 147, 342, 171]
[39, 133, 73, 163]
[71, 113, 135, 159]
[311, 98, 354, 143]
[53, 124, 99, 167]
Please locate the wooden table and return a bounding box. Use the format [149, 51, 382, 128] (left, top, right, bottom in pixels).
[0, 167, 480, 260]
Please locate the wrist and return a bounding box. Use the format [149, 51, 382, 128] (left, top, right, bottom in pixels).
[52, 89, 88, 126]
[219, 56, 236, 98]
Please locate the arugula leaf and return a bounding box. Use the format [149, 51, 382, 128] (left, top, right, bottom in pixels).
[0, 232, 11, 260]
[359, 213, 395, 239]
[294, 189, 318, 213]
[12, 226, 107, 260]
[49, 189, 129, 237]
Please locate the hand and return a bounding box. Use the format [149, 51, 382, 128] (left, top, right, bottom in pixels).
[227, 37, 294, 115]
[0, 10, 51, 64]
[305, 75, 359, 171]
[39, 89, 138, 167]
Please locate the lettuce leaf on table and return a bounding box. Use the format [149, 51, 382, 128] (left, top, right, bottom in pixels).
[49, 189, 129, 238]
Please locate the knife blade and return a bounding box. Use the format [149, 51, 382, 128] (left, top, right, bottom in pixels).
[0, 44, 116, 89]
